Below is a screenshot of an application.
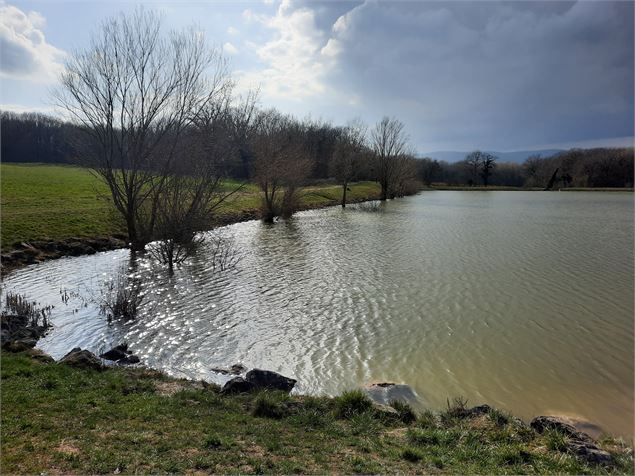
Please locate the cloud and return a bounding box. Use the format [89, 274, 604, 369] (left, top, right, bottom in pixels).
[223, 42, 238, 55]
[238, 0, 336, 101]
[318, 0, 634, 150]
[0, 3, 65, 83]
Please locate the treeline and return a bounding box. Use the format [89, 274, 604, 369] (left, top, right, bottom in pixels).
[418, 148, 634, 188]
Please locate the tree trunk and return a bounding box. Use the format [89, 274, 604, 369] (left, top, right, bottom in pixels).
[380, 182, 388, 201]
[341, 181, 348, 207]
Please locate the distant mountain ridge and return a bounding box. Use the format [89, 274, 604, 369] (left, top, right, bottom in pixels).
[421, 149, 563, 164]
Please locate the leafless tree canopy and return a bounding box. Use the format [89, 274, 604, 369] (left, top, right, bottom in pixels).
[54, 8, 234, 250]
[250, 110, 312, 222]
[371, 117, 415, 200]
[331, 119, 367, 207]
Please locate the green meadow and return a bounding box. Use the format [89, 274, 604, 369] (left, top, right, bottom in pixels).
[0, 163, 380, 251]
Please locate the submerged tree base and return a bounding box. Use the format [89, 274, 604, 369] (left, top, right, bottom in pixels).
[1, 350, 632, 475]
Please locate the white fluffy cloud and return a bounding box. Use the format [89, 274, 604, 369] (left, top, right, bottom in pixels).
[0, 3, 65, 82]
[238, 0, 337, 101]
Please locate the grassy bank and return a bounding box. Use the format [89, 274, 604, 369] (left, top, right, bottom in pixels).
[1, 350, 632, 475]
[426, 185, 634, 191]
[0, 164, 380, 251]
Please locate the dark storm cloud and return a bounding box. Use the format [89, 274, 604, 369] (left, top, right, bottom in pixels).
[275, 0, 633, 150]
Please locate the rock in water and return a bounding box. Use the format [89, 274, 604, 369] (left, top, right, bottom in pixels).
[245, 369, 297, 393]
[530, 416, 613, 465]
[59, 348, 104, 371]
[221, 377, 255, 394]
[118, 355, 140, 365]
[100, 344, 129, 361]
[363, 382, 420, 406]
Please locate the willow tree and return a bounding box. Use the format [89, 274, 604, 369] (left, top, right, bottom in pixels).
[330, 119, 367, 207]
[371, 117, 409, 200]
[54, 8, 232, 251]
[250, 111, 311, 222]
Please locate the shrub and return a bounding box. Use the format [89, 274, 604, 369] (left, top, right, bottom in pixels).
[417, 409, 438, 428]
[333, 390, 373, 419]
[488, 407, 511, 426]
[389, 399, 417, 424]
[2, 292, 52, 328]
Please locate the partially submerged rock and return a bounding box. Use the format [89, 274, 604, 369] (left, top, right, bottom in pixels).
[530, 416, 613, 465]
[221, 369, 297, 394]
[100, 344, 140, 365]
[363, 382, 420, 406]
[211, 363, 247, 375]
[221, 377, 255, 394]
[59, 348, 104, 371]
[245, 369, 297, 393]
[1, 314, 50, 348]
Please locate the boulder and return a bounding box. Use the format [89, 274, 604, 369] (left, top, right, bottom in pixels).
[118, 355, 140, 365]
[363, 382, 420, 406]
[245, 369, 297, 393]
[530, 416, 613, 465]
[59, 348, 104, 371]
[3, 338, 37, 352]
[568, 441, 613, 465]
[530, 416, 593, 442]
[100, 344, 130, 361]
[25, 348, 55, 363]
[221, 377, 255, 394]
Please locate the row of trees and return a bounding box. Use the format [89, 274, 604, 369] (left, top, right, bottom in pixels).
[417, 147, 634, 188]
[38, 8, 418, 269]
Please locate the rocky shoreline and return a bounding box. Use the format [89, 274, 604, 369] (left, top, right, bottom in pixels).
[0, 309, 622, 468]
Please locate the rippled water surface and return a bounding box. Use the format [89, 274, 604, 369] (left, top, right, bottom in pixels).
[3, 192, 633, 437]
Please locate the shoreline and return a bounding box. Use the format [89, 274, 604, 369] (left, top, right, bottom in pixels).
[0, 192, 382, 276]
[1, 347, 632, 474]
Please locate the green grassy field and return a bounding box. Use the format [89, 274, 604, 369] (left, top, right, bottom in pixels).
[2, 350, 632, 475]
[0, 164, 380, 251]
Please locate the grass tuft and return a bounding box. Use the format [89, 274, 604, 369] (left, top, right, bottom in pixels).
[252, 391, 290, 419]
[333, 389, 373, 419]
[389, 399, 417, 424]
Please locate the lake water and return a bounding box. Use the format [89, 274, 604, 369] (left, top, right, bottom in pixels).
[3, 191, 633, 438]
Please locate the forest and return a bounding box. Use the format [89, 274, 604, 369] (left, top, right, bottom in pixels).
[2, 110, 632, 190]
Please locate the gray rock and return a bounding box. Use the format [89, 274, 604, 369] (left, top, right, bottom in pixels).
[3, 338, 37, 352]
[372, 402, 400, 418]
[59, 348, 104, 371]
[530, 416, 593, 442]
[100, 344, 130, 361]
[245, 369, 297, 393]
[221, 377, 255, 394]
[118, 355, 140, 365]
[568, 441, 613, 465]
[530, 416, 613, 465]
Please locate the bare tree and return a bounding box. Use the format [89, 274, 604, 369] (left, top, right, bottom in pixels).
[54, 8, 232, 250]
[370, 117, 409, 200]
[250, 111, 312, 222]
[330, 119, 367, 207]
[464, 151, 482, 186]
[392, 154, 420, 197]
[479, 152, 497, 187]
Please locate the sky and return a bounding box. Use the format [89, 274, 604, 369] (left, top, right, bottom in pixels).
[1, 0, 633, 153]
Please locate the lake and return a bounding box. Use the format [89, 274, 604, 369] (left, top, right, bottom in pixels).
[3, 191, 633, 438]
